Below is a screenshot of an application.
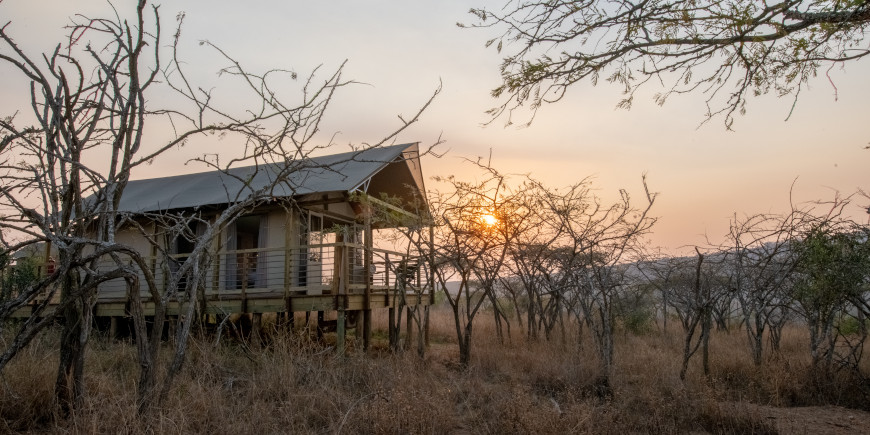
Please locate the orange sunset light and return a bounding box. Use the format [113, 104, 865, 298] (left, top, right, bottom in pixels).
[480, 213, 499, 227]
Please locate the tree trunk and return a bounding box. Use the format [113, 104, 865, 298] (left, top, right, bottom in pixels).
[527, 298, 537, 340]
[662, 288, 669, 333]
[701, 307, 711, 376]
[488, 290, 505, 344]
[679, 325, 696, 381]
[55, 269, 91, 415]
[458, 322, 473, 367]
[415, 307, 426, 358]
[127, 277, 157, 415]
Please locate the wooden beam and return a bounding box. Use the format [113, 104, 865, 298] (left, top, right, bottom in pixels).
[284, 211, 294, 298]
[352, 193, 429, 229]
[17, 293, 430, 319]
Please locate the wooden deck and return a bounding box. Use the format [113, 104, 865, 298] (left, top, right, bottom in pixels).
[9, 290, 430, 319]
[9, 242, 432, 319]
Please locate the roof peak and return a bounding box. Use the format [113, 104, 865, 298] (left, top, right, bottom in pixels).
[116, 143, 421, 213]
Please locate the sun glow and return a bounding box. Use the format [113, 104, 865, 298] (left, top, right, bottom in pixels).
[480, 213, 499, 227]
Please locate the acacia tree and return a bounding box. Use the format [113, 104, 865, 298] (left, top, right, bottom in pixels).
[467, 1, 870, 127]
[664, 248, 733, 380]
[502, 179, 575, 342]
[478, 178, 537, 344]
[504, 240, 567, 341]
[639, 252, 686, 333]
[724, 210, 807, 365]
[793, 218, 870, 372]
[536, 177, 656, 387]
[426, 162, 517, 367]
[0, 0, 436, 414]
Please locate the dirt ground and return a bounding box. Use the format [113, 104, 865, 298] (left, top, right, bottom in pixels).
[721, 402, 870, 434]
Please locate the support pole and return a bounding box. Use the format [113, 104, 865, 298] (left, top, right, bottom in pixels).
[388, 304, 397, 351]
[386, 253, 399, 351]
[41, 241, 52, 278]
[426, 225, 434, 347]
[405, 306, 413, 351]
[252, 312, 262, 349]
[363, 211, 373, 351]
[336, 242, 347, 356]
[317, 311, 324, 340]
[336, 307, 345, 356]
[109, 316, 119, 340]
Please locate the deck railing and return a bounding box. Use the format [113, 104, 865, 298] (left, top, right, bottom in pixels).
[94, 243, 429, 301]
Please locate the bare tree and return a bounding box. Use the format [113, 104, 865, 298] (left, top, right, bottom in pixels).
[536, 177, 656, 388]
[650, 247, 730, 380]
[501, 179, 571, 342]
[0, 0, 437, 414]
[639, 252, 682, 334]
[0, 1, 175, 412]
[724, 210, 808, 365]
[424, 161, 516, 367]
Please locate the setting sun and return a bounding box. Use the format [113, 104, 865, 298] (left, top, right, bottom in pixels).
[480, 213, 499, 227]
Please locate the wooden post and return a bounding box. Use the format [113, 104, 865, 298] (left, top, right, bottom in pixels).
[336, 307, 345, 356]
[109, 316, 119, 340]
[284, 297, 294, 331]
[168, 315, 177, 341]
[149, 222, 159, 297]
[212, 221, 222, 295]
[284, 211, 293, 298]
[336, 242, 347, 356]
[388, 305, 396, 351]
[252, 312, 262, 349]
[317, 311, 325, 340]
[405, 306, 413, 351]
[240, 249, 249, 314]
[426, 225, 434, 347]
[41, 241, 52, 277]
[385, 253, 396, 349]
[37, 241, 52, 306]
[363, 211, 373, 351]
[332, 233, 343, 294]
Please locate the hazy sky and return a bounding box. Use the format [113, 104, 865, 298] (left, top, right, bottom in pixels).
[2, 1, 868, 253]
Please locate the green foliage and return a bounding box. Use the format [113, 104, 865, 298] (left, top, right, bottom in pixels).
[793, 224, 870, 309]
[432, 289, 448, 306]
[792, 223, 870, 368]
[1, 254, 39, 302]
[621, 306, 655, 335]
[615, 286, 657, 335]
[835, 314, 869, 336]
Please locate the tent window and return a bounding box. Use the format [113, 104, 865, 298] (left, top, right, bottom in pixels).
[170, 221, 202, 289]
[225, 215, 268, 289]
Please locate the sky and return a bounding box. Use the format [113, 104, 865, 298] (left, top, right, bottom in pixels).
[1, 0, 868, 254]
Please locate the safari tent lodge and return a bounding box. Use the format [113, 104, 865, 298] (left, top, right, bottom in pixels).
[14, 143, 433, 349]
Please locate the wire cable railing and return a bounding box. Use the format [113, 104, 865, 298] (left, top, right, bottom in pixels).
[91, 243, 430, 301]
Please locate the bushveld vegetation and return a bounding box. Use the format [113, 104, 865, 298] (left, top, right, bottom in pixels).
[1, 304, 868, 434]
[4, 144, 867, 434]
[2, 1, 869, 433]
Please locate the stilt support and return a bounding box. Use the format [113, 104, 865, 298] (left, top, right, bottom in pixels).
[336, 308, 346, 356]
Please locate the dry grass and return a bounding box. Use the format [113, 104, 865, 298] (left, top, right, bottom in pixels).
[1, 308, 867, 434]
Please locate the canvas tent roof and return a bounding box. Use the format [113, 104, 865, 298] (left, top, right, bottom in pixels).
[116, 143, 425, 213]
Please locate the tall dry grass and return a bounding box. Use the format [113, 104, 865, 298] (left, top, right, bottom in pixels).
[1, 307, 866, 434]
